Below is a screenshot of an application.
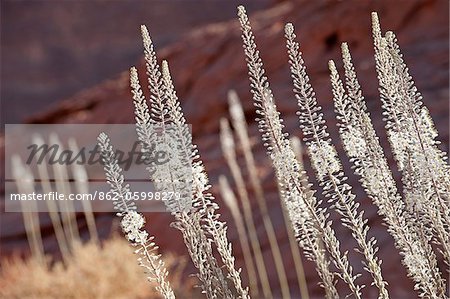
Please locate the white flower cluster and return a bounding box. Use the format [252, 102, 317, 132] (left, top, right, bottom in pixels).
[341, 128, 367, 158]
[309, 140, 341, 179]
[364, 167, 383, 195]
[121, 211, 148, 243]
[419, 107, 438, 140]
[192, 164, 208, 192]
[387, 130, 409, 170]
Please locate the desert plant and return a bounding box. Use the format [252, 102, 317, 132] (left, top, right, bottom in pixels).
[238, 6, 349, 298]
[11, 156, 45, 266]
[32, 135, 71, 264]
[218, 175, 259, 297]
[6, 4, 448, 299]
[223, 90, 310, 299]
[220, 116, 270, 298]
[68, 138, 99, 245]
[98, 133, 175, 299]
[285, 23, 388, 298]
[329, 41, 446, 298]
[130, 60, 232, 298]
[371, 13, 450, 269]
[13, 6, 446, 299]
[16, 134, 99, 263]
[49, 134, 81, 248]
[238, 5, 449, 299]
[98, 24, 249, 299]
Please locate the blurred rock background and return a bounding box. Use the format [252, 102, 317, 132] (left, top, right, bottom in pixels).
[1, 0, 449, 298]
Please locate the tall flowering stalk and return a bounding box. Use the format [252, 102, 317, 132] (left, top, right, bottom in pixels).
[97, 133, 175, 299]
[238, 6, 356, 298]
[165, 58, 249, 299]
[226, 90, 310, 299]
[329, 42, 446, 298]
[129, 25, 248, 299]
[220, 117, 269, 298]
[285, 23, 388, 298]
[131, 64, 230, 299]
[12, 156, 46, 266]
[130, 37, 231, 298]
[218, 175, 259, 298]
[69, 138, 99, 245]
[32, 135, 70, 264]
[371, 13, 450, 268]
[50, 134, 80, 248]
[226, 90, 299, 299]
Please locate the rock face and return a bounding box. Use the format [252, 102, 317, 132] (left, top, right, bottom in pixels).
[2, 0, 449, 298]
[1, 0, 272, 124]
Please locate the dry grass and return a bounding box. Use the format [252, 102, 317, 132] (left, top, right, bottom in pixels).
[0, 237, 197, 299]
